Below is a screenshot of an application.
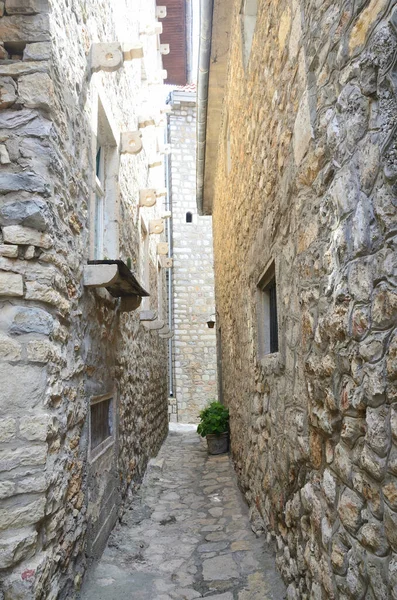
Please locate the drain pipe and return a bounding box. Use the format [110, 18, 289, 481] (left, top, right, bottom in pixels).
[164, 106, 175, 401]
[196, 0, 214, 215]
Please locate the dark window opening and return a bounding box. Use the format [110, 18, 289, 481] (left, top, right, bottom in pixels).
[257, 263, 279, 356]
[90, 397, 113, 451]
[186, 212, 193, 223]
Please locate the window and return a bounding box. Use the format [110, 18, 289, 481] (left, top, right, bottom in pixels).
[140, 220, 150, 308]
[157, 262, 163, 319]
[186, 212, 193, 223]
[94, 146, 105, 259]
[91, 96, 119, 260]
[257, 262, 279, 356]
[241, 0, 257, 70]
[90, 394, 114, 460]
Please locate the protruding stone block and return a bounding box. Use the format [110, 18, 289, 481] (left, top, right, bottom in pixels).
[18, 72, 54, 110]
[0, 272, 23, 297]
[0, 198, 49, 231]
[148, 155, 162, 169]
[139, 189, 157, 208]
[159, 331, 173, 339]
[149, 219, 164, 235]
[0, 245, 18, 258]
[140, 22, 163, 35]
[156, 187, 167, 197]
[142, 319, 165, 330]
[122, 43, 144, 61]
[158, 324, 170, 335]
[0, 77, 17, 109]
[23, 41, 51, 61]
[158, 143, 171, 155]
[90, 43, 123, 73]
[160, 105, 172, 114]
[161, 210, 172, 219]
[120, 131, 142, 154]
[120, 295, 141, 312]
[157, 242, 169, 255]
[160, 44, 170, 55]
[156, 5, 167, 18]
[139, 310, 157, 321]
[160, 256, 173, 268]
[138, 115, 155, 129]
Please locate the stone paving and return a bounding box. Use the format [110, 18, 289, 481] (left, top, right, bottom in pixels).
[80, 426, 286, 600]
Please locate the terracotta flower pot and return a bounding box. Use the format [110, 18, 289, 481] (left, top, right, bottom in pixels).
[206, 432, 229, 455]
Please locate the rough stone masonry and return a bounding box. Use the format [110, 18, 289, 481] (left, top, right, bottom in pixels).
[0, 1, 169, 598]
[168, 89, 218, 423]
[209, 0, 397, 598]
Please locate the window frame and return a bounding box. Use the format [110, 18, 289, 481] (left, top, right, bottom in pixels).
[89, 392, 115, 463]
[257, 262, 279, 358]
[241, 0, 258, 72]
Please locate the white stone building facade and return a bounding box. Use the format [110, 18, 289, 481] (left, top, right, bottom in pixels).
[0, 1, 171, 598]
[167, 89, 218, 423]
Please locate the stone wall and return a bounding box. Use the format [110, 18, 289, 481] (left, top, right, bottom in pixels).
[0, 1, 169, 598]
[211, 0, 397, 597]
[168, 90, 218, 423]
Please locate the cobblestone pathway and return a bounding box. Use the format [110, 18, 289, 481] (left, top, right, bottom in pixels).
[80, 427, 286, 600]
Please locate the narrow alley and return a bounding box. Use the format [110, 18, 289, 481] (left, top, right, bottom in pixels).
[80, 427, 286, 600]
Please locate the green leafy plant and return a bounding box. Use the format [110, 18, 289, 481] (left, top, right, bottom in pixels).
[126, 257, 132, 270]
[197, 401, 229, 437]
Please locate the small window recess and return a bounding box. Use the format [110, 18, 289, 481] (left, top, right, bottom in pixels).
[241, 0, 258, 71]
[257, 261, 279, 357]
[140, 219, 150, 309]
[186, 212, 193, 223]
[89, 393, 114, 461]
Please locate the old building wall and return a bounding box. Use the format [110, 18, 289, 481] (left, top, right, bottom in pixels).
[0, 1, 169, 598]
[168, 90, 218, 423]
[212, 0, 397, 597]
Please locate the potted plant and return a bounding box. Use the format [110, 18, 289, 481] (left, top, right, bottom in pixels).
[197, 401, 229, 455]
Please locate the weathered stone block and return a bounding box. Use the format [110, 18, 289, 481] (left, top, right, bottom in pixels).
[0, 172, 49, 195]
[0, 76, 17, 108]
[0, 333, 21, 361]
[0, 417, 16, 442]
[360, 443, 387, 481]
[338, 487, 363, 533]
[0, 363, 46, 414]
[0, 60, 49, 77]
[9, 306, 54, 335]
[0, 14, 50, 42]
[0, 272, 23, 297]
[23, 41, 51, 60]
[384, 505, 397, 551]
[19, 415, 49, 441]
[0, 496, 46, 530]
[0, 244, 18, 258]
[5, 0, 50, 13]
[18, 72, 54, 111]
[0, 527, 38, 570]
[372, 283, 397, 329]
[0, 445, 47, 472]
[365, 406, 390, 458]
[25, 281, 69, 314]
[0, 198, 50, 232]
[2, 225, 52, 248]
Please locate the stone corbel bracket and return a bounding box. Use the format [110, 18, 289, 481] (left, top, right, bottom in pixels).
[149, 70, 167, 85]
[148, 156, 162, 169]
[160, 44, 170, 55]
[159, 256, 173, 268]
[138, 115, 156, 129]
[149, 219, 164, 235]
[90, 43, 124, 73]
[158, 143, 171, 156]
[160, 105, 172, 114]
[156, 187, 167, 197]
[140, 310, 157, 321]
[140, 22, 163, 35]
[120, 131, 143, 154]
[142, 319, 165, 330]
[159, 331, 174, 339]
[156, 6, 167, 18]
[157, 324, 170, 335]
[157, 242, 169, 255]
[122, 43, 144, 61]
[139, 189, 157, 207]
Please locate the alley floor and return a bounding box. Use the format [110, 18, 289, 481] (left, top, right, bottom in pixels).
[80, 426, 286, 600]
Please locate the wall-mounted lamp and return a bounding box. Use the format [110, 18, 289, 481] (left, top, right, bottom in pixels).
[207, 314, 216, 329]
